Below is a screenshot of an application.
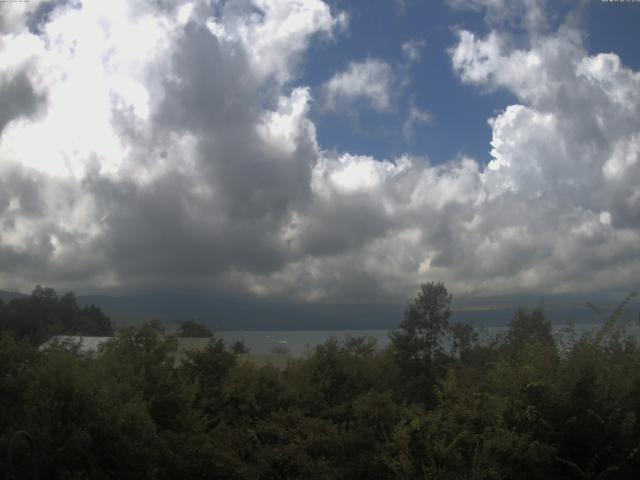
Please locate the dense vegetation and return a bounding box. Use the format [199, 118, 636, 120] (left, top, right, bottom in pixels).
[0, 286, 112, 343]
[1, 284, 640, 479]
[177, 319, 214, 338]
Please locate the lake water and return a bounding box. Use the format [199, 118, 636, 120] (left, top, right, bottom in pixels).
[218, 330, 392, 356]
[217, 322, 640, 356]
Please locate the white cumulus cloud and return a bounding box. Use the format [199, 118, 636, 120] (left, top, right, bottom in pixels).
[323, 59, 394, 112]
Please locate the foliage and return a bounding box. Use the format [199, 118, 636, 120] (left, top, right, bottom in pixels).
[2, 284, 640, 478]
[389, 282, 453, 406]
[0, 286, 112, 344]
[176, 319, 214, 338]
[232, 340, 250, 354]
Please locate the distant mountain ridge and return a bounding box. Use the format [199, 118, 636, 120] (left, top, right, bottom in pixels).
[0, 289, 29, 302]
[77, 292, 406, 331]
[2, 289, 638, 331]
[70, 291, 640, 330]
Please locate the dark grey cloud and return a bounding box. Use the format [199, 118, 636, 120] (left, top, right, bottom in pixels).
[0, 71, 45, 136]
[154, 22, 315, 224]
[26, 0, 73, 35]
[0, 167, 45, 218]
[157, 22, 258, 133]
[0, 167, 74, 281]
[294, 192, 392, 257]
[58, 15, 322, 291]
[85, 171, 290, 279]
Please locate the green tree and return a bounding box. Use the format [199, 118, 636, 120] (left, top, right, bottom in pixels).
[0, 333, 40, 432]
[0, 287, 112, 343]
[450, 322, 479, 361]
[390, 282, 452, 406]
[504, 308, 554, 353]
[177, 319, 213, 338]
[180, 337, 237, 418]
[391, 283, 452, 362]
[231, 340, 249, 354]
[99, 321, 188, 432]
[24, 348, 159, 479]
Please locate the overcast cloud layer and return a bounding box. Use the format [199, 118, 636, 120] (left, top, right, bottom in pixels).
[0, 0, 639, 302]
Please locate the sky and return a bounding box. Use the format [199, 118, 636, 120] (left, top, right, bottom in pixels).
[0, 0, 639, 304]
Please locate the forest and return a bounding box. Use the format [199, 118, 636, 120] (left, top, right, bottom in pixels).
[1, 283, 640, 479]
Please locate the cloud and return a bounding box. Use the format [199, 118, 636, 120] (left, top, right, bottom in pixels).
[0, 0, 47, 34]
[401, 39, 426, 63]
[0, 70, 45, 135]
[445, 18, 640, 293]
[395, 0, 409, 14]
[402, 105, 433, 141]
[323, 59, 394, 112]
[207, 0, 347, 84]
[1, 0, 640, 305]
[447, 0, 548, 33]
[0, 0, 336, 294]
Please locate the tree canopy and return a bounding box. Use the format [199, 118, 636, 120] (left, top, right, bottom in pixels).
[0, 286, 112, 343]
[176, 319, 214, 338]
[2, 284, 640, 479]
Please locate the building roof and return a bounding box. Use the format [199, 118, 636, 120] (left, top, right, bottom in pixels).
[39, 335, 112, 356]
[38, 335, 216, 361]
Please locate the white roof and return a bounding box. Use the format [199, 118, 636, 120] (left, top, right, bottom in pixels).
[39, 335, 112, 354]
[39, 335, 216, 361]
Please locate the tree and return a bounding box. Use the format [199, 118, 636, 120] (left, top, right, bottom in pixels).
[231, 340, 249, 354]
[391, 282, 452, 363]
[0, 333, 40, 432]
[450, 322, 479, 362]
[0, 287, 112, 343]
[25, 347, 160, 478]
[177, 319, 213, 338]
[505, 308, 553, 352]
[180, 337, 236, 418]
[390, 282, 452, 406]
